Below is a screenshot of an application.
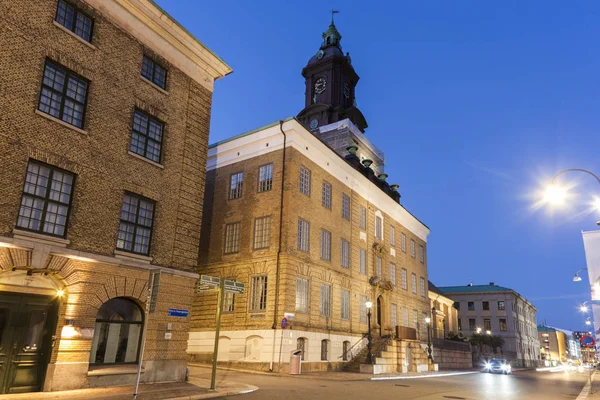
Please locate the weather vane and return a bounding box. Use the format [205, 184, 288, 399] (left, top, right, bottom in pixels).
[331, 9, 339, 23]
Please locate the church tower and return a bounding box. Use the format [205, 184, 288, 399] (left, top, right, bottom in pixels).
[297, 17, 368, 132]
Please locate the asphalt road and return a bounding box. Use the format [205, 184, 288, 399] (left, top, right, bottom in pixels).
[189, 366, 594, 400]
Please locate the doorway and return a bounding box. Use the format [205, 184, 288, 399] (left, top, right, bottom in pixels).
[376, 296, 383, 336]
[0, 293, 58, 394]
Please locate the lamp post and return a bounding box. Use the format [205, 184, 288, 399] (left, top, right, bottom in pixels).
[573, 268, 589, 283]
[586, 317, 592, 326]
[543, 168, 600, 224]
[425, 317, 432, 360]
[366, 301, 373, 364]
[476, 327, 482, 334]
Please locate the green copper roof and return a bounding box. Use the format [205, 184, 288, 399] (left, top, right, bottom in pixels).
[438, 285, 514, 294]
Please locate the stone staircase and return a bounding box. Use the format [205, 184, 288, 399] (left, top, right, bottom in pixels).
[342, 337, 398, 374]
[397, 340, 437, 373]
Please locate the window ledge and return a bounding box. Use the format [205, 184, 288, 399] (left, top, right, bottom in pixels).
[114, 250, 152, 264]
[12, 229, 70, 247]
[140, 76, 169, 95]
[35, 110, 88, 135]
[53, 21, 96, 50]
[127, 151, 164, 169]
[88, 365, 142, 376]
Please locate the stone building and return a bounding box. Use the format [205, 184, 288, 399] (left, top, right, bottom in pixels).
[428, 281, 459, 339]
[538, 326, 569, 364]
[188, 20, 432, 374]
[438, 283, 541, 367]
[0, 0, 230, 393]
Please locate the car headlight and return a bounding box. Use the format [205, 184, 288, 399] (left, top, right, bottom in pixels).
[485, 362, 492, 369]
[501, 365, 508, 370]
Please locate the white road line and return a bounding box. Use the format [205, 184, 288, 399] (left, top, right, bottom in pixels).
[576, 379, 591, 400]
[371, 371, 478, 381]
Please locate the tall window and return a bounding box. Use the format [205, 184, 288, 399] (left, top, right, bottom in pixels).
[38, 60, 88, 128]
[359, 248, 367, 275]
[376, 256, 382, 278]
[359, 206, 367, 229]
[321, 339, 329, 361]
[499, 319, 508, 331]
[420, 277, 426, 297]
[410, 239, 416, 257]
[411, 273, 417, 294]
[258, 164, 273, 192]
[468, 302, 475, 311]
[299, 166, 311, 196]
[253, 216, 271, 250]
[482, 301, 490, 311]
[341, 194, 350, 220]
[498, 301, 505, 310]
[390, 263, 396, 285]
[117, 193, 155, 255]
[403, 306, 409, 326]
[55, 0, 93, 42]
[484, 318, 491, 331]
[320, 229, 331, 261]
[90, 298, 143, 364]
[401, 233, 406, 252]
[320, 284, 331, 317]
[469, 318, 476, 331]
[390, 226, 396, 247]
[413, 310, 418, 329]
[341, 238, 350, 268]
[322, 181, 332, 209]
[141, 55, 167, 89]
[297, 218, 310, 252]
[341, 289, 350, 320]
[249, 276, 268, 311]
[419, 245, 424, 263]
[391, 304, 398, 327]
[296, 278, 309, 313]
[229, 172, 244, 199]
[224, 222, 241, 254]
[17, 161, 75, 237]
[401, 268, 408, 290]
[360, 294, 368, 324]
[130, 110, 164, 163]
[223, 292, 235, 313]
[375, 215, 383, 239]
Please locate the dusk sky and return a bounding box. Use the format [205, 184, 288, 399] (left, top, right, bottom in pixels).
[156, 0, 600, 331]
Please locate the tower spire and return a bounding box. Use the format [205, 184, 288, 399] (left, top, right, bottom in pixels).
[331, 9, 339, 24]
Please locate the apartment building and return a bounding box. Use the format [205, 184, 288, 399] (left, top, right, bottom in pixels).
[0, 0, 230, 393]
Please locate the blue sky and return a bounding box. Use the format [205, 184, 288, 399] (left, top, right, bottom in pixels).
[156, 1, 600, 331]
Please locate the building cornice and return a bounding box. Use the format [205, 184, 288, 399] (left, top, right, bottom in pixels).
[84, 0, 232, 91]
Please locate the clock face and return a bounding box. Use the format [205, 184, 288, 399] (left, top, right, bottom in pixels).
[343, 83, 350, 98]
[314, 77, 326, 94]
[309, 119, 319, 129]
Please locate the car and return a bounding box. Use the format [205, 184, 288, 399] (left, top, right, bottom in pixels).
[483, 359, 512, 374]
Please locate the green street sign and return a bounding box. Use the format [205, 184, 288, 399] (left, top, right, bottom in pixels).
[197, 275, 220, 292]
[224, 280, 245, 294]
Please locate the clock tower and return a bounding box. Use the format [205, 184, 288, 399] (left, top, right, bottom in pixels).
[297, 19, 368, 132]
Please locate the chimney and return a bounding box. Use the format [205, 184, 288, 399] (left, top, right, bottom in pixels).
[489, 282, 495, 286]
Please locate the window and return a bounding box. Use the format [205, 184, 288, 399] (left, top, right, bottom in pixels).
[320, 284, 331, 317]
[320, 229, 331, 261]
[90, 298, 143, 364]
[401, 268, 408, 290]
[141, 55, 167, 89]
[468, 302, 475, 311]
[458, 318, 462, 331]
[482, 301, 490, 311]
[342, 194, 350, 220]
[422, 312, 428, 328]
[296, 278, 309, 313]
[498, 301, 505, 310]
[224, 222, 241, 254]
[253, 216, 271, 250]
[390, 226, 396, 247]
[229, 172, 244, 200]
[297, 338, 306, 360]
[413, 310, 418, 329]
[454, 301, 460, 311]
[484, 318, 491, 331]
[359, 206, 367, 229]
[411, 273, 417, 294]
[419, 245, 424, 263]
[403, 306, 409, 326]
[297, 218, 310, 252]
[469, 318, 476, 331]
[321, 339, 329, 361]
[420, 277, 426, 297]
[341, 289, 350, 320]
[391, 304, 398, 327]
[129, 110, 164, 163]
[299, 166, 311, 196]
[401, 233, 406, 252]
[258, 164, 273, 192]
[55, 0, 93, 42]
[342, 341, 351, 361]
[223, 292, 235, 313]
[359, 248, 367, 275]
[341, 238, 350, 268]
[249, 276, 268, 311]
[376, 256, 382, 278]
[499, 319, 507, 331]
[322, 181, 332, 209]
[116, 193, 155, 255]
[410, 239, 416, 257]
[375, 215, 383, 239]
[38, 60, 88, 128]
[360, 294, 368, 324]
[390, 263, 396, 285]
[17, 161, 75, 237]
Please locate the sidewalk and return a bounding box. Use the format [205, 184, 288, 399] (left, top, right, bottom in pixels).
[0, 376, 258, 400]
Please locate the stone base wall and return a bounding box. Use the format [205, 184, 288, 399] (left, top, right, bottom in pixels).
[432, 348, 473, 370]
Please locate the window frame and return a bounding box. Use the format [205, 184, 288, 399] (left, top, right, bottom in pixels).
[497, 301, 505, 310]
[420, 277, 426, 297]
[482, 301, 490, 311]
[376, 256, 382, 278]
[253, 216, 271, 250]
[228, 171, 244, 200]
[223, 222, 241, 254]
[390, 225, 396, 247]
[129, 109, 165, 164]
[297, 218, 310, 252]
[321, 181, 332, 209]
[340, 238, 350, 268]
[401, 233, 406, 252]
[257, 163, 273, 193]
[499, 318, 508, 331]
[320, 229, 332, 261]
[411, 273, 417, 294]
[375, 215, 383, 240]
[401, 268, 408, 290]
[341, 289, 350, 320]
[299, 166, 311, 196]
[249, 275, 268, 312]
[341, 193, 350, 220]
[295, 277, 309, 313]
[359, 248, 367, 275]
[419, 245, 424, 263]
[469, 318, 476, 331]
[468, 301, 475, 311]
[141, 55, 167, 90]
[320, 284, 331, 317]
[55, 0, 94, 43]
[359, 206, 367, 229]
[389, 263, 396, 285]
[116, 192, 156, 256]
[410, 239, 416, 257]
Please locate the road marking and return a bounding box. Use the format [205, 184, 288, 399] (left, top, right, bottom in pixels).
[371, 371, 478, 381]
[576, 379, 591, 400]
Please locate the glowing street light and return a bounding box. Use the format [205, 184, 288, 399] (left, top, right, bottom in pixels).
[544, 184, 567, 205]
[573, 268, 588, 283]
[581, 304, 589, 313]
[476, 327, 482, 334]
[586, 317, 592, 326]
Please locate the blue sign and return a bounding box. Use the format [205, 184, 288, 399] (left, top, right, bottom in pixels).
[168, 308, 189, 317]
[281, 317, 288, 329]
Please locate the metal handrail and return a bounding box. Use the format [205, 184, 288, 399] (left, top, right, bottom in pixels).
[339, 333, 368, 360]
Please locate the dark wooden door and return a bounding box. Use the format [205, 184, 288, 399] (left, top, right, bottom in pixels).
[0, 293, 57, 394]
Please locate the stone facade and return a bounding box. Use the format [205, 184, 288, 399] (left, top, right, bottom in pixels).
[188, 118, 431, 372]
[0, 0, 230, 393]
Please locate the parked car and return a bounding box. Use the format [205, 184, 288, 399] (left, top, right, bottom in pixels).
[483, 359, 512, 374]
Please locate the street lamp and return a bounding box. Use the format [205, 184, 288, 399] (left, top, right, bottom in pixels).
[486, 330, 492, 335]
[573, 268, 588, 283]
[476, 327, 482, 334]
[544, 168, 600, 224]
[365, 301, 373, 364]
[425, 317, 432, 360]
[586, 317, 592, 326]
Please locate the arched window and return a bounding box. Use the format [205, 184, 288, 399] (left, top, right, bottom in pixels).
[89, 297, 143, 365]
[321, 339, 329, 361]
[297, 337, 307, 361]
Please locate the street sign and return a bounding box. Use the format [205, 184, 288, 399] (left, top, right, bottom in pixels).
[168, 308, 189, 317]
[197, 275, 220, 292]
[580, 335, 596, 348]
[281, 317, 288, 329]
[224, 280, 245, 294]
[284, 312, 295, 320]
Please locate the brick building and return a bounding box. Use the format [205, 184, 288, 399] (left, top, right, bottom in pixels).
[0, 0, 230, 393]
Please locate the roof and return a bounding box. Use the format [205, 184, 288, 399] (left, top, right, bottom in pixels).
[428, 281, 444, 296]
[208, 117, 294, 148]
[537, 325, 557, 333]
[438, 284, 514, 294]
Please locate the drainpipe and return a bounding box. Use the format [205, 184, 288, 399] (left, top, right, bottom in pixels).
[269, 120, 287, 371]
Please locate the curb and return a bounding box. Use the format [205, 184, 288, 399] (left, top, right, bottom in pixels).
[166, 384, 259, 400]
[371, 371, 478, 381]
